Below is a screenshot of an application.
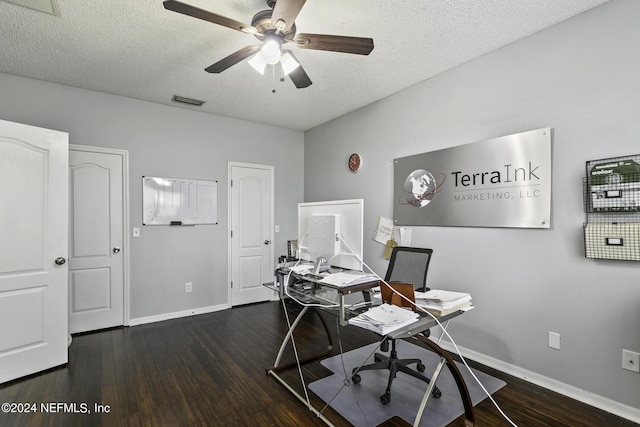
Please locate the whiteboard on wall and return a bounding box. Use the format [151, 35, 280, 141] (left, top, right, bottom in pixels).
[143, 176, 218, 225]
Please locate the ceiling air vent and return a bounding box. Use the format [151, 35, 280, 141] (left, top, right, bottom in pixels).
[171, 95, 205, 107]
[4, 0, 59, 15]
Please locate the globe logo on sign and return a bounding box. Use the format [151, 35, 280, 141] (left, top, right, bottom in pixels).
[402, 169, 445, 207]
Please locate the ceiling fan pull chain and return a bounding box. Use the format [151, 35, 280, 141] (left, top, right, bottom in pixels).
[271, 65, 276, 93]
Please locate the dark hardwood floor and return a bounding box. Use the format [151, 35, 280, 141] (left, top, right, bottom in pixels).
[0, 301, 636, 427]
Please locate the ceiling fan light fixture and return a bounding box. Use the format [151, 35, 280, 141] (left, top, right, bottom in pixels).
[260, 39, 282, 65]
[281, 51, 300, 76]
[163, 1, 374, 89]
[248, 53, 267, 74]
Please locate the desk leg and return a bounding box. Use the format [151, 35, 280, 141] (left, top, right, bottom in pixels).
[413, 357, 446, 426]
[272, 305, 308, 369]
[268, 305, 335, 372]
[414, 336, 475, 427]
[411, 319, 453, 424]
[267, 369, 335, 426]
[339, 293, 346, 326]
[435, 319, 450, 345]
[266, 303, 337, 427]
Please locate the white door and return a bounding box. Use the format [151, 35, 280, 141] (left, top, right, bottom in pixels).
[0, 119, 68, 384]
[229, 163, 274, 306]
[68, 147, 125, 333]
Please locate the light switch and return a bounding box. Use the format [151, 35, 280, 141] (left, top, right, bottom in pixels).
[548, 332, 560, 350]
[133, 227, 140, 238]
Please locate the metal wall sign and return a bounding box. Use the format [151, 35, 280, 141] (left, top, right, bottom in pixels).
[393, 128, 551, 228]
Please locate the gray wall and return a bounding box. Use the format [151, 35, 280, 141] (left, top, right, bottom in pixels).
[304, 0, 639, 411]
[0, 73, 304, 319]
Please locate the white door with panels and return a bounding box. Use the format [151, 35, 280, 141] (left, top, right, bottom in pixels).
[0, 119, 69, 384]
[68, 147, 126, 333]
[229, 162, 274, 306]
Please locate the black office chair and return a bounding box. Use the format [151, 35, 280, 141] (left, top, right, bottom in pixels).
[351, 246, 440, 405]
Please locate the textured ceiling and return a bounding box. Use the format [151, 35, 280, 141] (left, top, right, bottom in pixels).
[0, 0, 609, 131]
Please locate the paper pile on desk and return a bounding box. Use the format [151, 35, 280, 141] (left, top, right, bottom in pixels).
[348, 303, 419, 335]
[288, 264, 314, 274]
[415, 289, 473, 316]
[319, 271, 377, 287]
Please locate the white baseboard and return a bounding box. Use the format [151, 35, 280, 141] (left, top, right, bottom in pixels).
[436, 340, 640, 424]
[128, 304, 229, 326]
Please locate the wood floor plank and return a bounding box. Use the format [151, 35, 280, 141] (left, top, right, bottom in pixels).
[0, 301, 636, 427]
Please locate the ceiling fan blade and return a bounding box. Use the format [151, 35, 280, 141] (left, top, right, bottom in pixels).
[293, 33, 374, 55]
[163, 0, 257, 35]
[205, 45, 261, 73]
[271, 0, 306, 32]
[286, 52, 312, 88]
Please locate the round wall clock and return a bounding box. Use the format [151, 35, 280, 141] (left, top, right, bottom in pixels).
[348, 153, 362, 173]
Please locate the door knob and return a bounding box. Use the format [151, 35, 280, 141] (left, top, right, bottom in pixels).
[113, 247, 121, 254]
[54, 257, 66, 265]
[264, 240, 271, 245]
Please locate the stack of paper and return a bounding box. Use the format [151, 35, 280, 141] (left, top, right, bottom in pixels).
[319, 271, 377, 287]
[415, 289, 473, 316]
[288, 264, 314, 274]
[348, 303, 419, 335]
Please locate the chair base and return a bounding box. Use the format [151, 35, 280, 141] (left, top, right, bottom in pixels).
[351, 339, 441, 405]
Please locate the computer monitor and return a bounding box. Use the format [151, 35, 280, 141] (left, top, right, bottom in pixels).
[298, 199, 364, 271]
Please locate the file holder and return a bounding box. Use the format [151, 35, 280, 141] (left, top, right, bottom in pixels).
[584, 222, 640, 261]
[583, 154, 640, 261]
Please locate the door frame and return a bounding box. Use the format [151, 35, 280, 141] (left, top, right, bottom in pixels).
[227, 161, 275, 306]
[69, 144, 131, 326]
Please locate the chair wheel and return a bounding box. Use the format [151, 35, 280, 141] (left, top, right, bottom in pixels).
[416, 363, 425, 372]
[351, 374, 361, 384]
[432, 387, 442, 398]
[380, 393, 391, 405]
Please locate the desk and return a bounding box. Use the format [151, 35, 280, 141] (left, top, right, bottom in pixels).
[265, 267, 380, 371]
[265, 269, 470, 426]
[276, 268, 379, 326]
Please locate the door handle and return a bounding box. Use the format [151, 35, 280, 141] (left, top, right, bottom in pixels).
[113, 247, 121, 254]
[54, 257, 66, 265]
[264, 240, 271, 245]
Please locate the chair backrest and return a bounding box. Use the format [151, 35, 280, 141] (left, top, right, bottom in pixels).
[384, 246, 433, 292]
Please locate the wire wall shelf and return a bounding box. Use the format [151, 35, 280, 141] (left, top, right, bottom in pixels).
[583, 154, 640, 261]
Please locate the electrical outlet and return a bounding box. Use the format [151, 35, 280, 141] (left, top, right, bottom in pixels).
[185, 282, 192, 293]
[548, 332, 561, 350]
[622, 349, 640, 373]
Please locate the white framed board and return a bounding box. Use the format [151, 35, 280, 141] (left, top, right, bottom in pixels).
[143, 176, 217, 225]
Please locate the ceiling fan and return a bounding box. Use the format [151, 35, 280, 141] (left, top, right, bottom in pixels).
[163, 0, 374, 89]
